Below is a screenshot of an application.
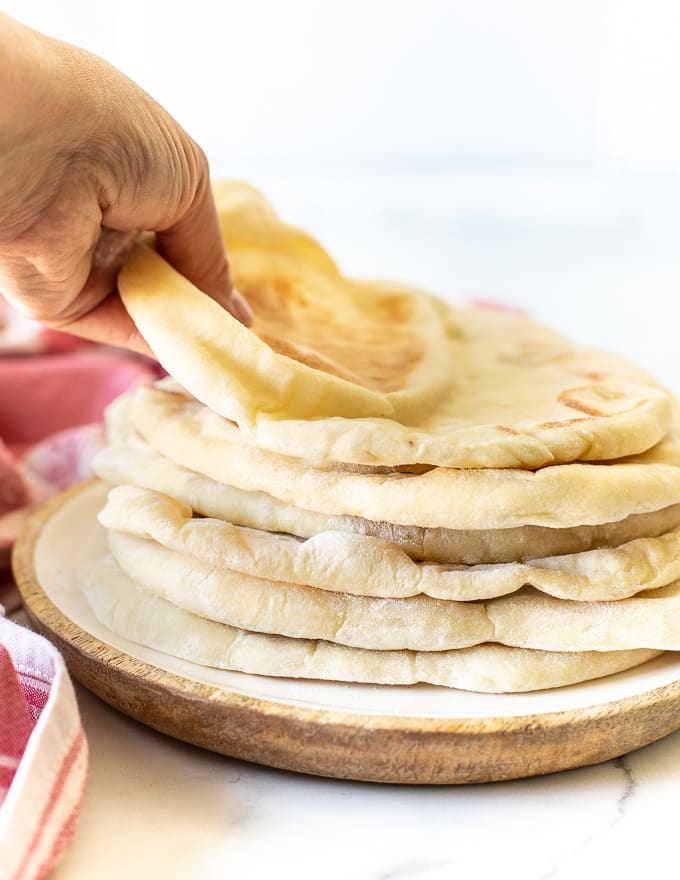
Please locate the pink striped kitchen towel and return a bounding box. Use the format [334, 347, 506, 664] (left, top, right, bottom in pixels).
[0, 294, 160, 877]
[0, 616, 88, 879]
[0, 292, 160, 579]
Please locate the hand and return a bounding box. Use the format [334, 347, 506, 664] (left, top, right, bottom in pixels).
[0, 14, 251, 356]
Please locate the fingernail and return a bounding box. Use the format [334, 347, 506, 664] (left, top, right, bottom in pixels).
[229, 289, 253, 326]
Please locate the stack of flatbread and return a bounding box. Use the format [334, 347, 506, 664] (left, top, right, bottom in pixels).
[80, 181, 680, 693]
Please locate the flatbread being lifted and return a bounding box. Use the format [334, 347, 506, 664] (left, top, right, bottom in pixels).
[118, 181, 671, 469]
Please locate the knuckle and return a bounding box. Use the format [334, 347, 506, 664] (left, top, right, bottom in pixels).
[192, 141, 209, 170]
[185, 140, 211, 199]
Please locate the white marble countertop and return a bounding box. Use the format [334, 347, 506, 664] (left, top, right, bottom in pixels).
[30, 168, 680, 879]
[50, 682, 680, 880]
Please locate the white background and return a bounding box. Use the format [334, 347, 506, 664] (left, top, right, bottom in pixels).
[5, 1, 680, 385]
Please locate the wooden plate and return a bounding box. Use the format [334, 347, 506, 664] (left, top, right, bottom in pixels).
[13, 480, 680, 784]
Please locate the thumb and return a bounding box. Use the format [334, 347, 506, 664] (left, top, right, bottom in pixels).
[154, 171, 252, 326]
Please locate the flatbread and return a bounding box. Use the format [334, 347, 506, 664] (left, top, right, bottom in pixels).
[79, 553, 660, 692]
[93, 432, 680, 565]
[105, 526, 680, 653]
[119, 238, 453, 422]
[118, 181, 671, 468]
[100, 485, 680, 602]
[106, 531, 494, 651]
[487, 582, 680, 652]
[129, 385, 680, 530]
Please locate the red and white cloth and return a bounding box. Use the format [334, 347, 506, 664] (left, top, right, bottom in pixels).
[0, 617, 87, 880]
[0, 296, 159, 877]
[0, 298, 160, 582]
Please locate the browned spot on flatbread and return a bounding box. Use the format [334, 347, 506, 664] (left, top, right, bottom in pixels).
[558, 386, 646, 418]
[538, 418, 590, 429]
[559, 386, 622, 417]
[496, 426, 520, 436]
[257, 333, 362, 385]
[237, 273, 424, 393]
[319, 461, 435, 475]
[560, 397, 606, 417]
[391, 463, 435, 475]
[373, 294, 415, 324]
